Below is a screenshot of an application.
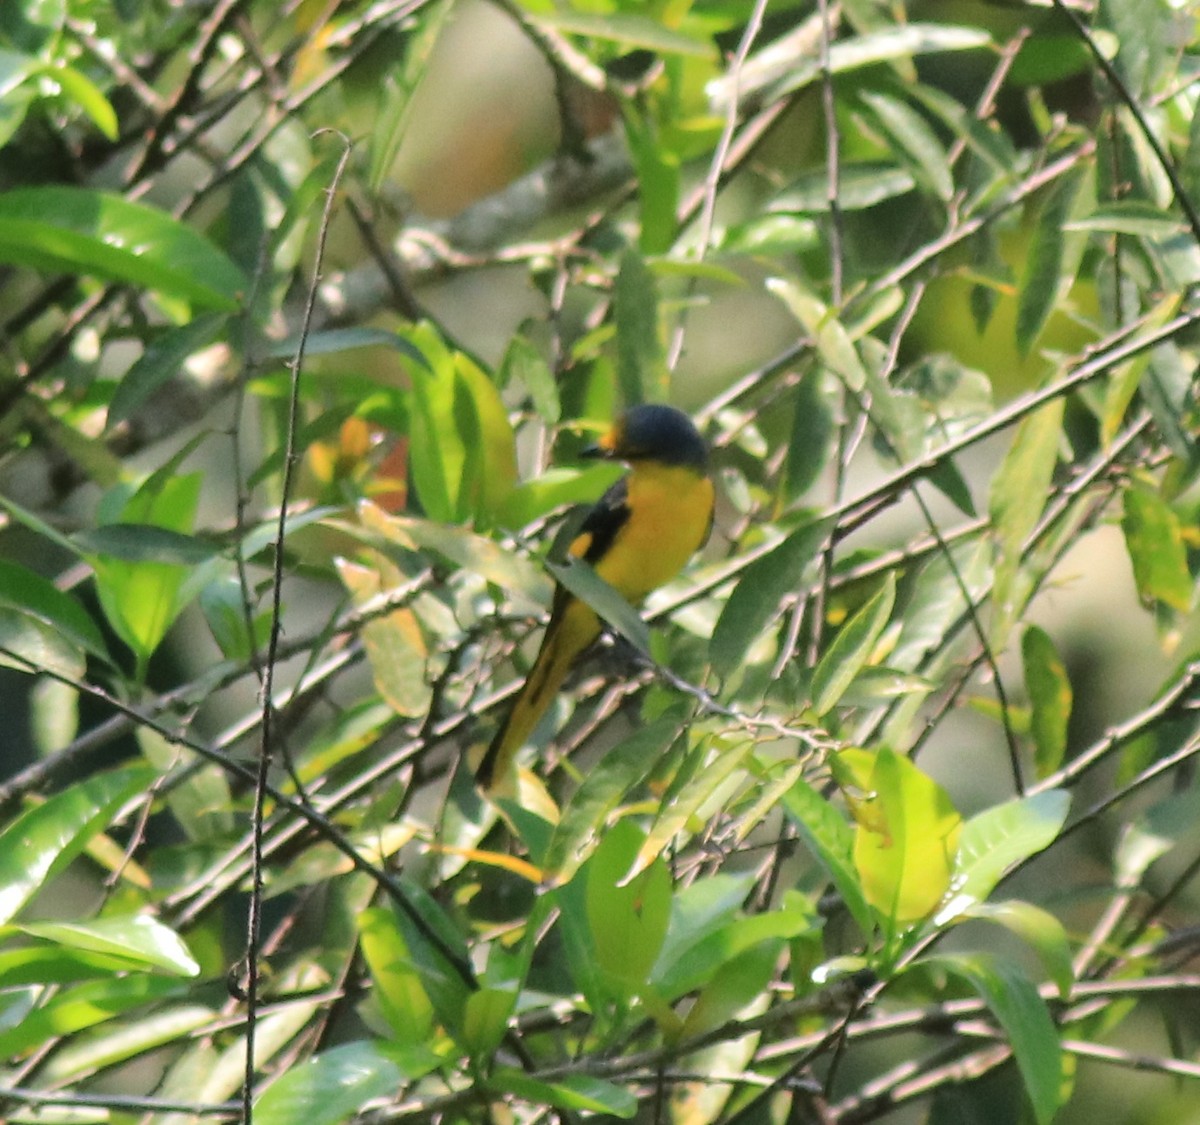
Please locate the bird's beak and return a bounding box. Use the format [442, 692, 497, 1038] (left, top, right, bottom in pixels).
[581, 430, 618, 460]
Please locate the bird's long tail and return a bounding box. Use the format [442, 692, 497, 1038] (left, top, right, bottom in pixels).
[475, 601, 599, 791]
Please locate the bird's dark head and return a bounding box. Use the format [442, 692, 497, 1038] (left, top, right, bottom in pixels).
[583, 404, 708, 471]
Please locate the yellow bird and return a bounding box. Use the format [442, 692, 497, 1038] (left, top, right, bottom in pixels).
[475, 404, 715, 793]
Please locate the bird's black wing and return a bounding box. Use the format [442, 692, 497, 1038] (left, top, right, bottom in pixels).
[573, 477, 631, 565]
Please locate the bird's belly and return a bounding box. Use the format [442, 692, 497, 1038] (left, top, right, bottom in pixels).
[595, 468, 713, 602]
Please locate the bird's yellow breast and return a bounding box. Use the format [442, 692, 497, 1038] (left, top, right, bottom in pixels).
[594, 463, 714, 602]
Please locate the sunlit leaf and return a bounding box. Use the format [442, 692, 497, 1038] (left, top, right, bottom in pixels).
[0, 186, 244, 311]
[336, 553, 431, 717]
[586, 820, 672, 994]
[851, 748, 962, 928]
[358, 906, 434, 1047]
[42, 61, 118, 140]
[765, 23, 992, 100]
[17, 914, 199, 977]
[255, 1040, 438, 1125]
[939, 789, 1070, 917]
[543, 718, 679, 882]
[0, 763, 156, 927]
[0, 973, 181, 1059]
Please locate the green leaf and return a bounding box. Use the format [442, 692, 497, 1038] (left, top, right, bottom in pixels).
[655, 894, 814, 1002]
[530, 11, 712, 57]
[489, 1070, 638, 1118]
[1022, 626, 1072, 777]
[385, 881, 473, 1041]
[586, 820, 672, 994]
[614, 248, 662, 403]
[0, 559, 109, 664]
[462, 985, 517, 1061]
[783, 369, 834, 503]
[543, 718, 679, 882]
[923, 953, 1061, 1125]
[617, 734, 755, 888]
[0, 973, 182, 1059]
[851, 748, 962, 929]
[357, 906, 434, 1047]
[1016, 170, 1086, 356]
[264, 326, 430, 363]
[254, 1040, 438, 1125]
[40, 1003, 216, 1086]
[781, 776, 873, 938]
[366, 2, 447, 195]
[41, 61, 118, 140]
[987, 400, 1064, 645]
[0, 186, 245, 311]
[346, 504, 550, 613]
[624, 112, 679, 257]
[940, 790, 1070, 916]
[858, 90, 953, 201]
[545, 555, 651, 655]
[402, 323, 516, 524]
[0, 762, 156, 926]
[768, 278, 868, 391]
[960, 901, 1074, 999]
[0, 609, 84, 679]
[680, 937, 782, 1038]
[1114, 788, 1200, 888]
[766, 23, 992, 101]
[1097, 0, 1170, 98]
[1064, 202, 1186, 239]
[83, 475, 214, 673]
[1121, 485, 1193, 612]
[501, 333, 560, 423]
[811, 572, 896, 716]
[773, 162, 916, 213]
[0, 943, 170, 987]
[650, 873, 756, 995]
[710, 520, 829, 679]
[106, 314, 229, 428]
[17, 914, 199, 978]
[73, 523, 218, 565]
[335, 554, 431, 718]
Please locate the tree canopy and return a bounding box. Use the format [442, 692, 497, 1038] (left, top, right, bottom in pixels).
[2, 1, 1200, 1123]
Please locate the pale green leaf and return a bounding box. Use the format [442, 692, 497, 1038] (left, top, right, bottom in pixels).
[811, 572, 896, 715]
[940, 789, 1070, 916]
[1022, 625, 1072, 777]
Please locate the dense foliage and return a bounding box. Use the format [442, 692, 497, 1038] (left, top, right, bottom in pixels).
[2, 1, 1200, 1122]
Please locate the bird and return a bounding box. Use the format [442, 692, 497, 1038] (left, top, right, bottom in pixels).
[475, 403, 715, 793]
